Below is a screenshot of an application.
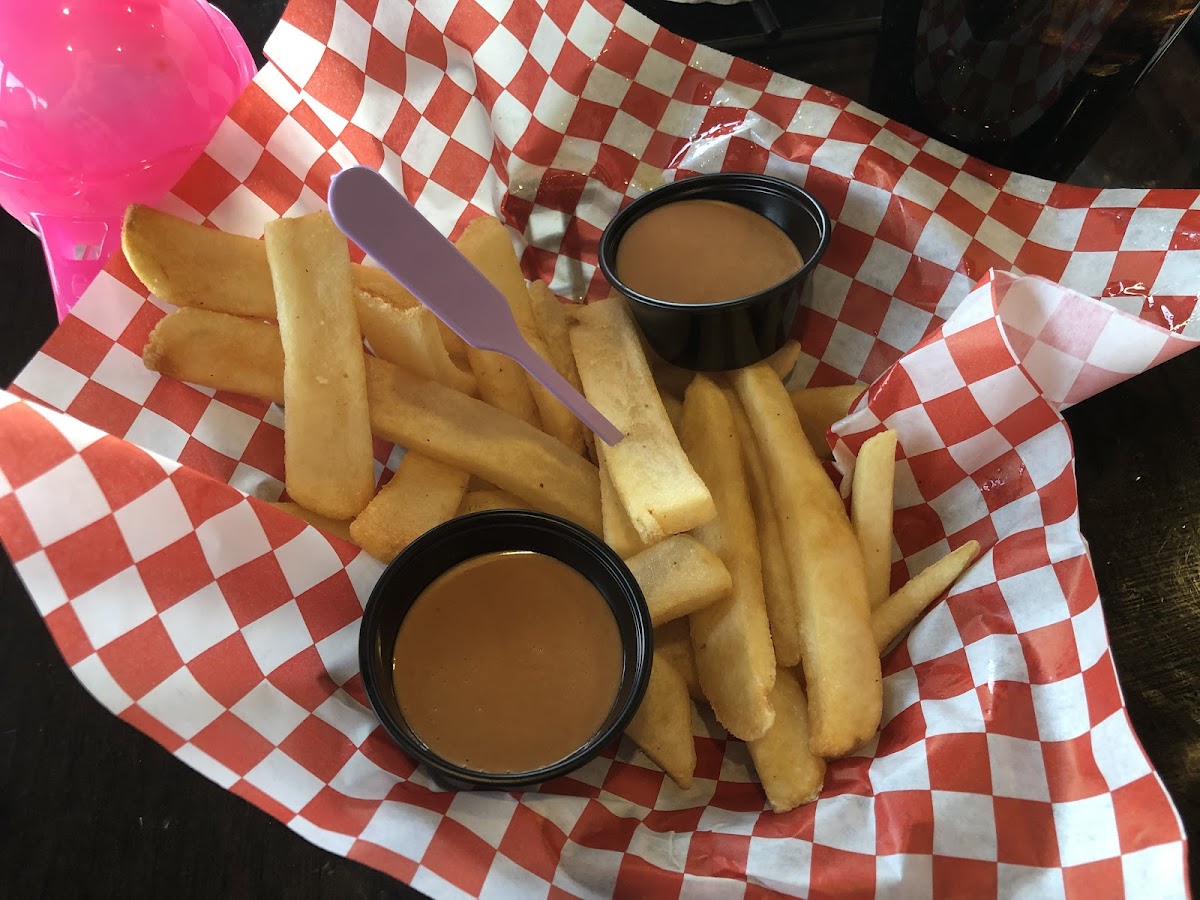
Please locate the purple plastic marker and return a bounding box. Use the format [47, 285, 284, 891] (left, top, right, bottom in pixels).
[328, 166, 623, 447]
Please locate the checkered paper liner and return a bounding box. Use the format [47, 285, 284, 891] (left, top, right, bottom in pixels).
[1, 0, 1197, 896]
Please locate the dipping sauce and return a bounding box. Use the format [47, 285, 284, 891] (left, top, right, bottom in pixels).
[391, 550, 623, 774]
[615, 199, 804, 305]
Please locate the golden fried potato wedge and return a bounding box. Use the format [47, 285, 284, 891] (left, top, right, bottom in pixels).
[679, 374, 776, 742]
[266, 212, 374, 520]
[734, 363, 881, 758]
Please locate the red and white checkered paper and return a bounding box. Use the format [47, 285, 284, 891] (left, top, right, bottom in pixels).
[1, 0, 1196, 896]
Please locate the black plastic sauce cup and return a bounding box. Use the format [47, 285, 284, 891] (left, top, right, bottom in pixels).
[359, 509, 653, 791]
[597, 172, 831, 372]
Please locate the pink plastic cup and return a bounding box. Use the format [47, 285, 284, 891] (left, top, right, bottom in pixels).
[0, 0, 256, 320]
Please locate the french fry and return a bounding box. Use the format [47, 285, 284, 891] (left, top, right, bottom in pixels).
[123, 204, 276, 317]
[660, 392, 684, 434]
[571, 298, 716, 542]
[352, 251, 472, 369]
[527, 281, 580, 387]
[874, 541, 981, 652]
[789, 385, 866, 460]
[654, 619, 703, 702]
[747, 668, 827, 812]
[727, 389, 802, 668]
[350, 453, 470, 563]
[457, 219, 583, 448]
[463, 345, 539, 427]
[454, 217, 540, 428]
[625, 535, 731, 626]
[650, 358, 695, 400]
[141, 310, 602, 532]
[436, 325, 472, 368]
[123, 203, 422, 320]
[600, 456, 649, 560]
[266, 212, 375, 520]
[350, 262, 419, 310]
[733, 363, 881, 758]
[852, 430, 899, 608]
[524, 321, 587, 454]
[528, 281, 593, 459]
[624, 652, 697, 790]
[764, 340, 801, 382]
[457, 488, 533, 515]
[356, 262, 472, 365]
[355, 292, 476, 396]
[364, 357, 601, 533]
[143, 309, 285, 399]
[265, 501, 354, 544]
[679, 375, 776, 741]
[456, 217, 537, 332]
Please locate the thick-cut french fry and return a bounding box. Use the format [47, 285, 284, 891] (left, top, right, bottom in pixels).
[527, 282, 580, 387]
[350, 453, 469, 562]
[355, 292, 476, 396]
[364, 357, 600, 533]
[625, 535, 731, 627]
[660, 392, 684, 434]
[874, 541, 981, 652]
[436, 325, 471, 368]
[457, 488, 533, 515]
[456, 217, 537, 332]
[355, 261, 471, 364]
[734, 363, 881, 758]
[624, 651, 696, 790]
[852, 430, 899, 608]
[679, 375, 776, 742]
[650, 359, 695, 400]
[654, 619, 703, 702]
[748, 668, 827, 812]
[143, 309, 285, 399]
[141, 309, 602, 532]
[789, 385, 866, 460]
[463, 345, 539, 427]
[354, 252, 470, 369]
[454, 217, 540, 428]
[764, 340, 801, 382]
[525, 324, 586, 455]
[265, 501, 354, 544]
[349, 262, 418, 310]
[727, 389, 802, 668]
[528, 281, 593, 459]
[459, 222, 583, 451]
[123, 203, 422, 320]
[600, 456, 649, 559]
[123, 204, 276, 317]
[266, 212, 375, 520]
[571, 298, 715, 542]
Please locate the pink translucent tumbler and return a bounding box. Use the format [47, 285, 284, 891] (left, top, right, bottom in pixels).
[0, 1, 256, 320]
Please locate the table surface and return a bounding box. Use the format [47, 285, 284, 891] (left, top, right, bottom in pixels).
[3, 2, 1198, 897]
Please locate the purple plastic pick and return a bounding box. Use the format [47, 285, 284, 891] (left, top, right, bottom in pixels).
[328, 166, 622, 447]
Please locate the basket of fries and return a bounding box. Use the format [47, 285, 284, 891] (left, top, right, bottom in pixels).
[0, 0, 1194, 896]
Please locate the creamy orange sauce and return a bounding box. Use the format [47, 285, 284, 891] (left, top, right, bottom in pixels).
[392, 551, 623, 773]
[615, 199, 803, 304]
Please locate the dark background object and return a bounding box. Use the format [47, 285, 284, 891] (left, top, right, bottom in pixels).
[870, 0, 1200, 181]
[2, 1, 1198, 897]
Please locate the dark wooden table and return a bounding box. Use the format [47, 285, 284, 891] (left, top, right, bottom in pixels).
[2, 2, 1197, 897]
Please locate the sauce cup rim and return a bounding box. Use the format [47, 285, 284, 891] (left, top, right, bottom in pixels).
[597, 171, 832, 312]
